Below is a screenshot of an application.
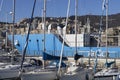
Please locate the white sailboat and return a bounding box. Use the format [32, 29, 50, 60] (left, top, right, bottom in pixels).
[21, 0, 68, 80]
[0, 0, 42, 79]
[21, 60, 67, 80]
[0, 60, 41, 79]
[66, 0, 84, 75]
[94, 0, 120, 79]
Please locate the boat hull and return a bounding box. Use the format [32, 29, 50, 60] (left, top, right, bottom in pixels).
[0, 62, 40, 79]
[94, 68, 120, 80]
[21, 70, 57, 80]
[0, 69, 19, 79]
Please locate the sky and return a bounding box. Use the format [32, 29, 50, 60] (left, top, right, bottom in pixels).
[0, 0, 120, 23]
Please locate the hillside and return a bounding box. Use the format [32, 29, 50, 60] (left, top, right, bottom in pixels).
[0, 13, 120, 29]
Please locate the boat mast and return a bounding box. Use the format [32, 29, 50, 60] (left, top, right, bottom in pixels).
[58, 0, 70, 75]
[20, 0, 36, 69]
[105, 0, 108, 64]
[5, 12, 8, 51]
[43, 0, 46, 69]
[0, 0, 3, 13]
[42, 8, 44, 25]
[75, 0, 78, 64]
[94, 0, 106, 73]
[43, 0, 46, 52]
[11, 0, 15, 64]
[12, 0, 15, 51]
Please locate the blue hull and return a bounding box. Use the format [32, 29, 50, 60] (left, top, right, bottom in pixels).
[8, 34, 120, 58]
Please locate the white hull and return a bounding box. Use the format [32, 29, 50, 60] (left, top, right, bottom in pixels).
[0, 69, 19, 79]
[0, 62, 39, 79]
[21, 70, 57, 80]
[0, 62, 8, 66]
[94, 68, 119, 77]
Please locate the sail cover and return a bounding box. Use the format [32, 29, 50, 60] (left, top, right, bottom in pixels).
[43, 51, 68, 61]
[74, 53, 83, 61]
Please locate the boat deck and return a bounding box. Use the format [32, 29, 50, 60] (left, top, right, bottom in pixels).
[60, 68, 94, 80]
[0, 68, 119, 80]
[60, 68, 120, 80]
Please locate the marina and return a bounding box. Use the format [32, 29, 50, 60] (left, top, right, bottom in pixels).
[0, 53, 120, 80]
[0, 0, 120, 80]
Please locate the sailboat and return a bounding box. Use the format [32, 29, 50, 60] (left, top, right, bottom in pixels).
[0, 0, 43, 79]
[20, 0, 68, 80]
[94, 0, 120, 79]
[0, 60, 41, 79]
[65, 0, 83, 75]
